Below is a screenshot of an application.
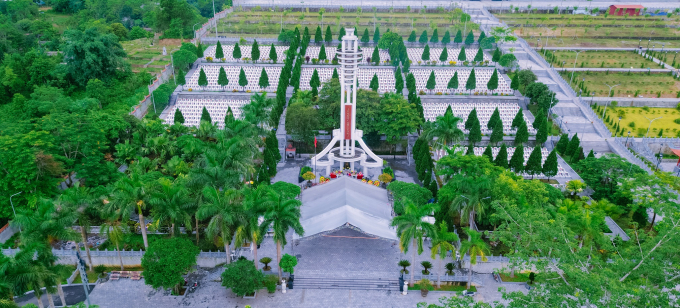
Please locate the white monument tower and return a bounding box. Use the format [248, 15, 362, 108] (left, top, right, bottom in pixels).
[312, 28, 383, 175]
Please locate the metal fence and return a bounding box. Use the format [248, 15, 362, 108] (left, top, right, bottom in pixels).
[412, 273, 483, 286]
[2, 248, 231, 259]
[610, 138, 653, 174]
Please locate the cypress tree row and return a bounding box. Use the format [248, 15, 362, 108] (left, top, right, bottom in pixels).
[174, 108, 185, 124]
[510, 73, 519, 91]
[406, 73, 416, 96]
[509, 146, 525, 173]
[238, 68, 248, 90]
[487, 68, 499, 93]
[233, 43, 242, 61]
[198, 68, 208, 89]
[478, 31, 486, 43]
[587, 149, 595, 158]
[465, 68, 476, 93]
[468, 116, 482, 147]
[224, 106, 235, 126]
[319, 44, 327, 61]
[465, 30, 475, 45]
[492, 48, 502, 62]
[488, 107, 501, 130]
[495, 143, 509, 168]
[426, 71, 436, 94]
[465, 108, 478, 130]
[315, 26, 323, 43]
[511, 109, 524, 129]
[325, 25, 332, 43]
[332, 67, 339, 79]
[339, 27, 346, 41]
[535, 119, 549, 144]
[252, 40, 260, 62]
[369, 74, 379, 92]
[474, 47, 484, 62]
[373, 27, 380, 43]
[372, 46, 381, 65]
[177, 69, 186, 86]
[361, 28, 370, 43]
[490, 119, 504, 145]
[408, 30, 417, 42]
[565, 134, 581, 157]
[263, 132, 281, 177]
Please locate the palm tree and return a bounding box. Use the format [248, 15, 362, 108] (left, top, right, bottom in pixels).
[0, 245, 55, 308]
[430, 222, 459, 288]
[198, 187, 242, 264]
[235, 185, 270, 269]
[99, 216, 126, 271]
[260, 189, 304, 280]
[12, 199, 76, 307]
[60, 183, 99, 271]
[458, 228, 490, 289]
[423, 108, 464, 158]
[148, 178, 192, 237]
[242, 92, 273, 129]
[108, 167, 159, 249]
[390, 199, 439, 286]
[450, 176, 491, 228]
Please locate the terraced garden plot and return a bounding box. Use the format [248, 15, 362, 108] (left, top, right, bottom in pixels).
[559, 71, 680, 98]
[122, 39, 185, 74]
[493, 12, 680, 47]
[214, 9, 481, 39]
[596, 106, 680, 137]
[541, 50, 663, 69]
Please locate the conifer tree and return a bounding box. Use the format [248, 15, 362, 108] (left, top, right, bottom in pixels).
[587, 149, 595, 158]
[259, 68, 270, 89]
[495, 143, 509, 168]
[408, 30, 417, 42]
[233, 43, 242, 61]
[406, 73, 416, 94]
[403, 58, 411, 72]
[269, 44, 278, 63]
[565, 134, 580, 157]
[238, 67, 248, 90]
[224, 106, 235, 126]
[422, 44, 431, 61]
[217, 67, 229, 90]
[198, 68, 208, 89]
[315, 26, 323, 43]
[395, 67, 404, 94]
[325, 25, 332, 43]
[339, 27, 346, 41]
[196, 42, 204, 58]
[371, 46, 380, 65]
[430, 29, 439, 43]
[465, 30, 475, 45]
[200, 106, 212, 123]
[318, 44, 327, 61]
[369, 73, 379, 92]
[555, 134, 569, 155]
[442, 30, 451, 45]
[426, 71, 436, 94]
[465, 108, 478, 130]
[447, 72, 459, 93]
[373, 27, 380, 43]
[535, 118, 549, 144]
[515, 121, 529, 145]
[474, 47, 484, 62]
[215, 41, 224, 59]
[439, 47, 448, 62]
[490, 119, 504, 144]
[571, 146, 584, 164]
[488, 108, 501, 130]
[510, 73, 519, 91]
[174, 108, 185, 124]
[511, 109, 524, 129]
[361, 28, 370, 43]
[177, 69, 186, 86]
[458, 46, 467, 61]
[252, 40, 260, 62]
[533, 108, 547, 130]
[466, 145, 474, 155]
[483, 145, 493, 161]
[332, 67, 339, 79]
[478, 31, 486, 43]
[419, 30, 428, 44]
[492, 47, 501, 62]
[453, 30, 463, 43]
[542, 149, 558, 180]
[525, 146, 543, 179]
[509, 146, 525, 173]
[465, 68, 476, 93]
[468, 117, 482, 146]
[310, 68, 321, 90]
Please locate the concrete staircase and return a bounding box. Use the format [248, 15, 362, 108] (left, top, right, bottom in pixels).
[292, 277, 400, 291]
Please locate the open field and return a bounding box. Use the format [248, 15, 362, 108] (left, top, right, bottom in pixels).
[541, 50, 663, 69]
[596, 106, 680, 137]
[121, 39, 186, 74]
[494, 13, 680, 48]
[559, 71, 680, 98]
[213, 8, 481, 38]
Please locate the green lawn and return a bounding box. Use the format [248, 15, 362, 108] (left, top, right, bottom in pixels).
[121, 39, 184, 74]
[97, 233, 222, 252]
[560, 71, 680, 98]
[542, 50, 659, 69]
[40, 9, 74, 33]
[499, 272, 530, 283]
[73, 270, 99, 284]
[595, 106, 680, 137]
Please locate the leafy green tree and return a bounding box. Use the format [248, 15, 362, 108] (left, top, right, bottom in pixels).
[447, 72, 459, 93]
[325, 25, 332, 43]
[215, 41, 224, 59]
[542, 149, 558, 180]
[408, 30, 417, 42]
[174, 108, 185, 124]
[425, 106, 464, 152]
[509, 146, 525, 173]
[441, 30, 451, 45]
[458, 46, 467, 61]
[494, 143, 509, 168]
[198, 68, 208, 89]
[233, 43, 242, 61]
[318, 44, 327, 61]
[279, 254, 298, 275]
[465, 68, 476, 92]
[269, 44, 278, 63]
[565, 133, 580, 157]
[515, 121, 529, 145]
[200, 106, 212, 123]
[453, 30, 462, 43]
[499, 53, 518, 68]
[259, 68, 270, 89]
[238, 68, 248, 90]
[490, 120, 504, 145]
[315, 26, 323, 43]
[525, 146, 543, 179]
[369, 73, 379, 92]
[142, 237, 199, 295]
[480, 37, 495, 50]
[458, 229, 489, 289]
[372, 46, 380, 65]
[373, 27, 380, 43]
[464, 30, 475, 45]
[468, 117, 481, 146]
[430, 29, 439, 43]
[426, 71, 436, 94]
[217, 67, 229, 90]
[394, 66, 404, 94]
[430, 222, 458, 288]
[419, 30, 428, 44]
[221, 259, 264, 296]
[492, 47, 502, 62]
[129, 26, 150, 40]
[474, 47, 484, 62]
[422, 44, 430, 61]
[439, 47, 448, 62]
[260, 188, 304, 279]
[61, 28, 128, 86]
[391, 200, 439, 285]
[198, 187, 239, 264]
[518, 69, 538, 90]
[379, 93, 422, 145]
[149, 178, 192, 237]
[106, 169, 158, 249]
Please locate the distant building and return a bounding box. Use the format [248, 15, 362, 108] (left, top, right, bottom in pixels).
[608, 5, 644, 16]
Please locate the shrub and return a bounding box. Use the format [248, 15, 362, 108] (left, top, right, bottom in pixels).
[378, 173, 393, 183]
[95, 264, 107, 278]
[265, 275, 278, 293]
[221, 259, 264, 297]
[398, 260, 411, 273]
[260, 257, 273, 271]
[279, 254, 298, 274]
[421, 261, 433, 274]
[300, 166, 312, 176]
[302, 171, 316, 181]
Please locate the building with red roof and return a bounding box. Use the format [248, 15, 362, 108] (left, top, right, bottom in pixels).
[609, 5, 644, 16]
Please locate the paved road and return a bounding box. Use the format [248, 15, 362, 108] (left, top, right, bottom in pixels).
[554, 68, 673, 72]
[234, 0, 680, 8]
[543, 47, 680, 51]
[16, 285, 96, 307]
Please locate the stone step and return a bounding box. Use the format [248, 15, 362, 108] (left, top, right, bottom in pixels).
[292, 277, 400, 291]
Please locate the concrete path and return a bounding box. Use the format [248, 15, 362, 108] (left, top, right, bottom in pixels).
[555, 68, 672, 72]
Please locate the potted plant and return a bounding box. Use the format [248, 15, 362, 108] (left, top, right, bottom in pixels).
[299, 166, 312, 183]
[378, 173, 393, 187]
[302, 171, 316, 187]
[421, 261, 433, 275]
[398, 260, 411, 274]
[419, 279, 434, 297]
[260, 257, 272, 271]
[445, 263, 455, 275]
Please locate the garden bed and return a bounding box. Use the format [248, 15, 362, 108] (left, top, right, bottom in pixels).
[408, 284, 477, 292]
[559, 71, 680, 98]
[541, 50, 659, 69]
[594, 105, 680, 137]
[499, 272, 530, 283]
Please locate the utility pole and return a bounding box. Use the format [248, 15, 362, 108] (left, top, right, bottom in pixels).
[76, 250, 92, 307]
[570, 50, 583, 87]
[9, 192, 21, 233]
[212, 0, 218, 38]
[643, 116, 662, 137]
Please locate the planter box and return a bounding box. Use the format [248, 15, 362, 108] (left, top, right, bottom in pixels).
[243, 291, 257, 299]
